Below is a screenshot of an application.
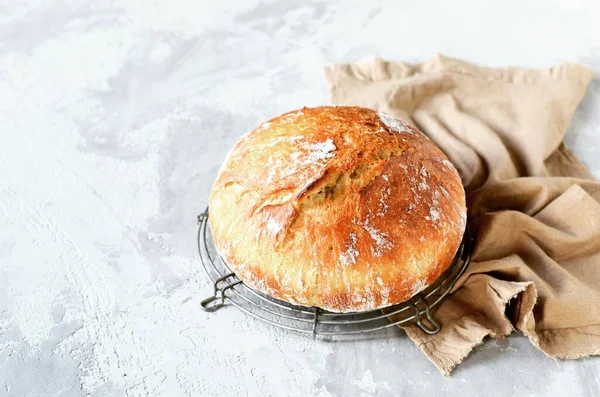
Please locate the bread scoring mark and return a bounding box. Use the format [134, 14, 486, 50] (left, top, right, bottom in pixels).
[261, 137, 336, 207]
[339, 233, 359, 266]
[259, 203, 296, 238]
[377, 111, 413, 134]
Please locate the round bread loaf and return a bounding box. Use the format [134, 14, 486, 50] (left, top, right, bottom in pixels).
[209, 106, 466, 312]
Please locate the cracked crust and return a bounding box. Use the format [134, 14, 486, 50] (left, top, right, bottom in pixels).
[209, 106, 466, 312]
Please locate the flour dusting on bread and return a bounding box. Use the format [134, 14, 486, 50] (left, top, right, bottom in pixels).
[410, 278, 428, 296]
[291, 138, 336, 166]
[440, 158, 454, 168]
[306, 138, 336, 164]
[427, 207, 440, 222]
[265, 215, 285, 235]
[362, 215, 393, 257]
[339, 233, 359, 266]
[377, 111, 413, 134]
[377, 186, 391, 215]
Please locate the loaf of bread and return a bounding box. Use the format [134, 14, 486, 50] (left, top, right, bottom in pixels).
[209, 106, 466, 312]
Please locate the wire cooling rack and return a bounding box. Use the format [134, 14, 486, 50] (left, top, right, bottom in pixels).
[198, 208, 472, 336]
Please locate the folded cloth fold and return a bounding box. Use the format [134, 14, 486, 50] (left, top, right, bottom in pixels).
[325, 54, 600, 375]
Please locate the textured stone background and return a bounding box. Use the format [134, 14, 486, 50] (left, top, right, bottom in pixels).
[0, 1, 599, 396]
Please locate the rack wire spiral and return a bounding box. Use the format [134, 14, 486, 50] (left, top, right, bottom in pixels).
[198, 208, 472, 336]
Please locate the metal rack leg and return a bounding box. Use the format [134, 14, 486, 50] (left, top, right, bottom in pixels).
[312, 308, 320, 337]
[201, 273, 243, 312]
[411, 295, 441, 335]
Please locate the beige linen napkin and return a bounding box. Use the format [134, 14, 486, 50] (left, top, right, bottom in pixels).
[325, 54, 600, 375]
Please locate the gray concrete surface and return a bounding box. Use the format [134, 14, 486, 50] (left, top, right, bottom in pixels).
[1, 1, 599, 396]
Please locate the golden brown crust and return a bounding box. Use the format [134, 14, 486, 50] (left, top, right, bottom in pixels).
[209, 106, 466, 312]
